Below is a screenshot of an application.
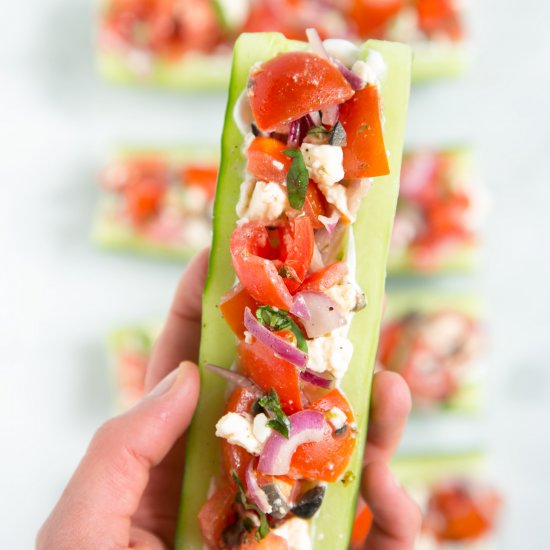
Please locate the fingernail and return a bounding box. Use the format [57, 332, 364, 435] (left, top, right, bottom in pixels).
[147, 366, 180, 398]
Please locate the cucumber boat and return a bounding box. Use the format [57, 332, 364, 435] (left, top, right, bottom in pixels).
[176, 31, 411, 549]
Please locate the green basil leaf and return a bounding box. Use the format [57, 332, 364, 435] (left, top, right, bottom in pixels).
[258, 389, 291, 439]
[307, 125, 330, 136]
[255, 305, 308, 353]
[232, 471, 270, 540]
[283, 148, 309, 210]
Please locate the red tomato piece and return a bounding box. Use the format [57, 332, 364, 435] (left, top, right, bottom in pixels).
[416, 0, 463, 41]
[278, 216, 314, 292]
[238, 338, 303, 415]
[221, 388, 258, 485]
[124, 177, 166, 223]
[298, 261, 348, 293]
[180, 163, 218, 199]
[350, 498, 374, 549]
[220, 284, 260, 340]
[289, 388, 356, 482]
[339, 85, 389, 178]
[247, 137, 292, 184]
[302, 181, 328, 229]
[239, 531, 290, 549]
[230, 221, 293, 310]
[426, 482, 501, 541]
[248, 52, 354, 132]
[348, 0, 405, 38]
[198, 479, 237, 550]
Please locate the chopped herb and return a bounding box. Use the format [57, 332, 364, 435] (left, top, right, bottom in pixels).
[232, 471, 270, 540]
[329, 122, 347, 146]
[283, 149, 309, 210]
[255, 305, 308, 353]
[358, 123, 371, 133]
[307, 125, 330, 136]
[258, 389, 291, 439]
[341, 470, 356, 487]
[278, 265, 298, 281]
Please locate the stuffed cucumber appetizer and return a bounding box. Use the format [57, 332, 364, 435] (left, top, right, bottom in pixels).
[351, 453, 502, 549]
[378, 291, 486, 413]
[176, 30, 411, 549]
[96, 0, 465, 88]
[93, 147, 218, 260]
[388, 148, 485, 275]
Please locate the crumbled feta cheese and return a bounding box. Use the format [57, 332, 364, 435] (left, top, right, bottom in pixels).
[252, 413, 272, 444]
[323, 38, 360, 68]
[326, 407, 347, 430]
[215, 412, 263, 455]
[243, 330, 253, 344]
[236, 180, 287, 222]
[183, 217, 211, 248]
[385, 7, 423, 44]
[326, 283, 358, 314]
[216, 0, 250, 28]
[301, 143, 344, 188]
[307, 327, 354, 380]
[272, 517, 312, 550]
[320, 182, 354, 221]
[352, 50, 387, 87]
[182, 185, 209, 214]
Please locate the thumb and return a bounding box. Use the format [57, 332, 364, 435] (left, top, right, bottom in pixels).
[37, 361, 200, 550]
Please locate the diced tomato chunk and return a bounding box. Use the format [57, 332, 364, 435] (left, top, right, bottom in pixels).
[220, 284, 260, 340]
[198, 479, 237, 550]
[247, 137, 292, 184]
[239, 531, 290, 549]
[230, 221, 293, 310]
[180, 163, 218, 199]
[339, 85, 389, 178]
[248, 52, 354, 132]
[289, 388, 356, 481]
[238, 338, 303, 415]
[416, 0, 462, 40]
[348, 0, 405, 38]
[298, 261, 348, 293]
[221, 388, 258, 485]
[351, 498, 374, 549]
[278, 216, 314, 292]
[302, 181, 328, 229]
[124, 177, 166, 223]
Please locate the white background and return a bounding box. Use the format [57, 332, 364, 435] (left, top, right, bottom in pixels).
[1, 1, 549, 548]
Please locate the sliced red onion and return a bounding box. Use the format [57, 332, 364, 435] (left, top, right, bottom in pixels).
[310, 241, 325, 272]
[321, 104, 339, 127]
[307, 111, 322, 127]
[258, 410, 325, 475]
[318, 211, 340, 234]
[332, 58, 365, 91]
[290, 294, 311, 321]
[205, 363, 262, 396]
[315, 223, 347, 265]
[243, 307, 308, 369]
[287, 119, 302, 148]
[300, 369, 335, 389]
[306, 28, 329, 59]
[293, 291, 346, 338]
[246, 461, 272, 514]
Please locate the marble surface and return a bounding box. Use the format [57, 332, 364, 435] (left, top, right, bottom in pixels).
[1, 0, 550, 548]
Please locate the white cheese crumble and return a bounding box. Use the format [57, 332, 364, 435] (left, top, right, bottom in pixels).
[215, 412, 264, 455]
[252, 413, 272, 444]
[323, 38, 360, 68]
[351, 50, 387, 87]
[306, 326, 354, 380]
[236, 180, 288, 222]
[181, 185, 209, 214]
[326, 407, 347, 431]
[272, 517, 312, 550]
[216, 0, 250, 28]
[300, 143, 344, 188]
[326, 283, 358, 314]
[183, 217, 211, 248]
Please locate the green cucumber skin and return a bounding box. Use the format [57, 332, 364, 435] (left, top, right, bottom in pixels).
[92, 146, 218, 261]
[176, 32, 411, 549]
[385, 290, 484, 414]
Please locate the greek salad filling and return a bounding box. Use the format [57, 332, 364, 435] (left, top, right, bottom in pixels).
[351, 475, 501, 549]
[197, 31, 389, 549]
[390, 149, 483, 272]
[99, 0, 463, 76]
[377, 307, 483, 409]
[99, 153, 217, 252]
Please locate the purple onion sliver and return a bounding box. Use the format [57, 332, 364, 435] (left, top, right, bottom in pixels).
[332, 58, 365, 91]
[258, 410, 325, 475]
[318, 211, 340, 234]
[300, 369, 335, 389]
[243, 307, 308, 369]
[205, 363, 263, 396]
[307, 111, 322, 127]
[306, 28, 329, 59]
[246, 461, 272, 514]
[287, 119, 302, 148]
[321, 104, 339, 127]
[290, 294, 311, 320]
[293, 291, 346, 339]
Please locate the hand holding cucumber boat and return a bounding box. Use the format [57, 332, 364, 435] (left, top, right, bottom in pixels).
[37, 253, 420, 550]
